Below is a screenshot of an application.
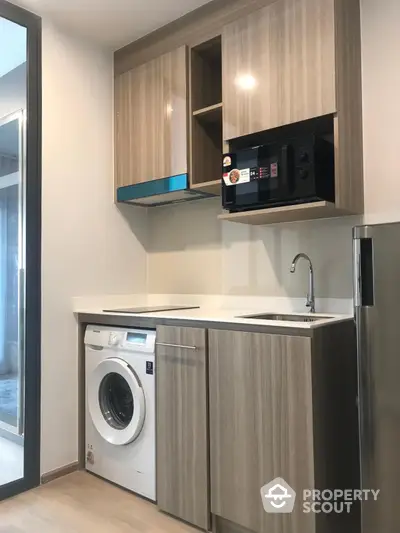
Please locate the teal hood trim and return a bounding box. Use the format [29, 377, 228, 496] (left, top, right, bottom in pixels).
[117, 173, 216, 207]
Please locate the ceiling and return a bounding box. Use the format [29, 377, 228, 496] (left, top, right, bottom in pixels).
[15, 0, 214, 50]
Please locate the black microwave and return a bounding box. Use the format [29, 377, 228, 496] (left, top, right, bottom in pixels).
[222, 135, 334, 212]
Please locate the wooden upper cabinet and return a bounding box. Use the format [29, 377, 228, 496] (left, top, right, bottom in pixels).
[114, 46, 188, 188]
[222, 0, 336, 140]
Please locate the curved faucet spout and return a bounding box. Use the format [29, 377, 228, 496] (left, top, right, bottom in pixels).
[290, 253, 315, 313]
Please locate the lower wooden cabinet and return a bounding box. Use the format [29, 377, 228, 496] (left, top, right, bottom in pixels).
[155, 324, 358, 533]
[156, 326, 209, 530]
[208, 330, 315, 533]
[208, 326, 359, 533]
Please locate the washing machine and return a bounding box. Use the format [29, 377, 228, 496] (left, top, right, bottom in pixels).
[84, 325, 156, 500]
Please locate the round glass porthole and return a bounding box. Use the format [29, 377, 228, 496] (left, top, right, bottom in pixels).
[99, 372, 134, 430]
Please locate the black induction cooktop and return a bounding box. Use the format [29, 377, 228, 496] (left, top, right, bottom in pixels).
[103, 305, 200, 314]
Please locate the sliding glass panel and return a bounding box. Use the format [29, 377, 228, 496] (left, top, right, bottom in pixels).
[0, 15, 26, 487]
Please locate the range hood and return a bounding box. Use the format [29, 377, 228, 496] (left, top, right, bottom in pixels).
[117, 173, 216, 207]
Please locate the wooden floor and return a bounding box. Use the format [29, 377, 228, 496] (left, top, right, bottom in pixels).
[0, 471, 198, 532]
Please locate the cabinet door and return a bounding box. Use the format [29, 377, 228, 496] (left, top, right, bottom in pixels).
[156, 326, 209, 530]
[209, 330, 315, 533]
[115, 46, 188, 188]
[222, 0, 336, 140]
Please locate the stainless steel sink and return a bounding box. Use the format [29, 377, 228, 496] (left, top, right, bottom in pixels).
[238, 313, 334, 323]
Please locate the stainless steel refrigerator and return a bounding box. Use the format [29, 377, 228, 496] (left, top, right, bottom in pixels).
[353, 222, 400, 533]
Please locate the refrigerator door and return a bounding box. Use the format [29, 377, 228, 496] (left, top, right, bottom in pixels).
[354, 222, 400, 533]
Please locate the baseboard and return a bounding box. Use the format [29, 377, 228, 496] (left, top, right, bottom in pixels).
[41, 462, 79, 484]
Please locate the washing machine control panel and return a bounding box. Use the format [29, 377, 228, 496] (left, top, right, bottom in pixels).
[108, 332, 121, 346]
[122, 329, 156, 353]
[85, 326, 156, 353]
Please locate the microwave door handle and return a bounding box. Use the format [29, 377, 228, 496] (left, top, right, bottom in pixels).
[281, 144, 294, 192]
[281, 145, 289, 191]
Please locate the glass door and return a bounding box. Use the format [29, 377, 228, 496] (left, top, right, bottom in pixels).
[0, 0, 41, 500]
[0, 20, 26, 487]
[0, 111, 24, 437]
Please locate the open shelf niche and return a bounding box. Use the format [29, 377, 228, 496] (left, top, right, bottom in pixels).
[190, 36, 223, 195]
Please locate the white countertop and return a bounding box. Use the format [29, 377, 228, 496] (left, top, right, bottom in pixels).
[74, 295, 353, 329]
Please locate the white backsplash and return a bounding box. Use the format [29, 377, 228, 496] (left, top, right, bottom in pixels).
[147, 198, 360, 301]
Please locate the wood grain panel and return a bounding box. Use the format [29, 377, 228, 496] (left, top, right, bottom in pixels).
[114, 46, 188, 189]
[218, 200, 352, 225]
[222, 0, 336, 140]
[212, 515, 254, 533]
[191, 180, 221, 196]
[311, 322, 360, 533]
[78, 322, 87, 469]
[193, 102, 223, 120]
[191, 39, 222, 112]
[208, 330, 315, 533]
[189, 37, 223, 191]
[191, 116, 222, 186]
[156, 326, 209, 530]
[115, 0, 281, 75]
[334, 0, 364, 213]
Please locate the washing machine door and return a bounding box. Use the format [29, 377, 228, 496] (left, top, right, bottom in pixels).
[88, 357, 146, 446]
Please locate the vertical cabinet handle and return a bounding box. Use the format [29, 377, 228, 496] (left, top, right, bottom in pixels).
[156, 342, 197, 351]
[360, 238, 375, 307]
[353, 238, 361, 309]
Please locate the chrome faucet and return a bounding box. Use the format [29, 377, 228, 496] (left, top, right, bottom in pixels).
[290, 253, 315, 313]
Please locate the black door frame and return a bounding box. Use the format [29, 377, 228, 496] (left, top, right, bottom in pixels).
[0, 0, 41, 500]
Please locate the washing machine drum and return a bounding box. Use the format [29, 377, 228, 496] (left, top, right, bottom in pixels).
[88, 357, 146, 446]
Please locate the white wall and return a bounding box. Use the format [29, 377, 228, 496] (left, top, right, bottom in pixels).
[41, 21, 148, 474]
[361, 0, 400, 215]
[148, 199, 358, 299]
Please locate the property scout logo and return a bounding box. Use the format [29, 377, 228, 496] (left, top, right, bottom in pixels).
[261, 478, 380, 514]
[260, 478, 296, 513]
